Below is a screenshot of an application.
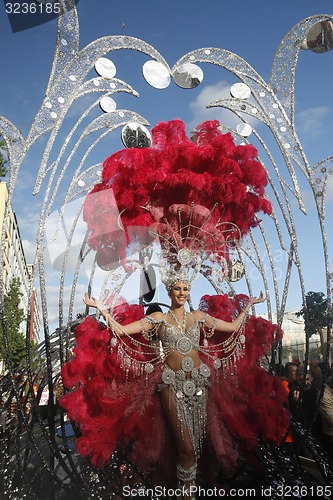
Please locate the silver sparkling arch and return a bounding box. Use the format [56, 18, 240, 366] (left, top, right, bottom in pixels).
[0, 0, 333, 496]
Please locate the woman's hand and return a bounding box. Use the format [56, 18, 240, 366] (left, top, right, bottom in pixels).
[247, 291, 266, 307]
[83, 293, 105, 312]
[82, 293, 141, 336]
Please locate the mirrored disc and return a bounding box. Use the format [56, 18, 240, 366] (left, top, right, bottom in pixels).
[306, 20, 333, 53]
[228, 260, 245, 282]
[173, 63, 203, 89]
[142, 264, 156, 302]
[95, 57, 117, 78]
[121, 122, 152, 148]
[236, 123, 253, 137]
[230, 82, 251, 99]
[142, 60, 171, 89]
[96, 247, 119, 271]
[99, 95, 117, 113]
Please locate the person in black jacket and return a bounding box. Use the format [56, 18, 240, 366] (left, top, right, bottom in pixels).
[288, 364, 323, 443]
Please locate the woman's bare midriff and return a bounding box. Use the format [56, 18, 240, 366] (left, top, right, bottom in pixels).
[162, 348, 201, 372]
[156, 315, 202, 372]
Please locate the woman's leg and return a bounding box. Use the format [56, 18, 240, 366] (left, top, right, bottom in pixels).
[159, 387, 197, 499]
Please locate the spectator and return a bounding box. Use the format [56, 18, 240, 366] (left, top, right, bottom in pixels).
[309, 361, 323, 396]
[318, 361, 332, 379]
[282, 362, 297, 388]
[289, 364, 323, 442]
[280, 362, 298, 454]
[318, 375, 333, 457]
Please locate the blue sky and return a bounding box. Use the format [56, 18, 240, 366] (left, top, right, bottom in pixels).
[0, 0, 333, 327]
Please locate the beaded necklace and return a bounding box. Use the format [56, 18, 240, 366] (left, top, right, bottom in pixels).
[168, 309, 187, 334]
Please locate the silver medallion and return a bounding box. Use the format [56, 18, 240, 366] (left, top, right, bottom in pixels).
[176, 337, 193, 355]
[213, 358, 222, 369]
[99, 96, 117, 113]
[177, 248, 193, 265]
[183, 380, 196, 397]
[144, 363, 154, 374]
[94, 57, 117, 78]
[142, 60, 171, 89]
[230, 82, 251, 99]
[173, 63, 203, 89]
[121, 122, 152, 149]
[305, 20, 333, 54]
[181, 356, 194, 372]
[236, 123, 253, 138]
[162, 369, 175, 385]
[199, 364, 211, 378]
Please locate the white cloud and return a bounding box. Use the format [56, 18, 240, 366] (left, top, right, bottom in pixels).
[22, 239, 37, 264]
[187, 79, 259, 132]
[297, 106, 330, 137]
[17, 208, 40, 237]
[44, 282, 88, 334]
[187, 80, 234, 130]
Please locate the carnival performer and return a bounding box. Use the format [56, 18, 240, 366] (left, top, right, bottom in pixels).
[61, 119, 289, 499]
[82, 284, 265, 496]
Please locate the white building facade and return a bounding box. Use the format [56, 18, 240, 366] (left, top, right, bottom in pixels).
[0, 182, 41, 371]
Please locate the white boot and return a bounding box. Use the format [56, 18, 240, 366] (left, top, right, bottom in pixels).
[175, 461, 197, 500]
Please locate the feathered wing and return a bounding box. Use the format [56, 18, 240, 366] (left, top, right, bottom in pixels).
[200, 294, 289, 472]
[61, 309, 171, 471]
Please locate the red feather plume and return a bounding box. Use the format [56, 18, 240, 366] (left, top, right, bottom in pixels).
[83, 119, 272, 266]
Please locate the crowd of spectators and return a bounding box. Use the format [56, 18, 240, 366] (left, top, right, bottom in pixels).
[276, 359, 333, 460]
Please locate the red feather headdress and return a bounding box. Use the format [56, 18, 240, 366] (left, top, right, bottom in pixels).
[83, 119, 271, 275]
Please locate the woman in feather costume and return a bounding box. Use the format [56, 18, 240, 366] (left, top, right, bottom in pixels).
[61, 119, 289, 499]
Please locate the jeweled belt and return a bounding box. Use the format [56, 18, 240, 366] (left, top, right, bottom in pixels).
[161, 359, 211, 398]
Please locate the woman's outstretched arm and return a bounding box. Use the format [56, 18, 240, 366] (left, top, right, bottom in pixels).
[82, 293, 158, 336]
[195, 292, 266, 333]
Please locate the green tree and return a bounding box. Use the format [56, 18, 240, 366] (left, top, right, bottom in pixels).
[296, 291, 328, 335]
[0, 136, 8, 177]
[0, 277, 26, 369]
[296, 291, 328, 355]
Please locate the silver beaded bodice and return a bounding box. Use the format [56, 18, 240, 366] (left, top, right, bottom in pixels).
[158, 313, 205, 355]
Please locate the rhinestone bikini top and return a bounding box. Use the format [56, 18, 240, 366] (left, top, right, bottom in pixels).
[158, 312, 207, 355]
